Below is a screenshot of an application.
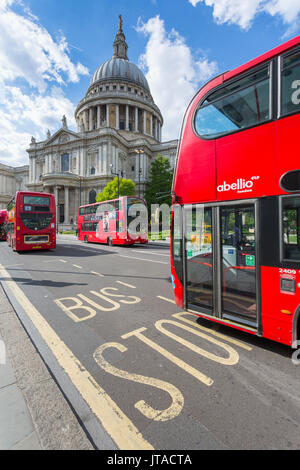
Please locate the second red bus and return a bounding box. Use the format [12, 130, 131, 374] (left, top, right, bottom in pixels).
[77, 196, 148, 246]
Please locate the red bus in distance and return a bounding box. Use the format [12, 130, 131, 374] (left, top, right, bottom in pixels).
[171, 35, 300, 347]
[0, 210, 7, 241]
[6, 191, 56, 252]
[77, 196, 148, 246]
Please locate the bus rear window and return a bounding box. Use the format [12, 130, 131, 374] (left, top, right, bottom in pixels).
[194, 66, 270, 138]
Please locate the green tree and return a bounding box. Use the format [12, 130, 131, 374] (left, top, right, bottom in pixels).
[96, 177, 136, 202]
[144, 155, 173, 210]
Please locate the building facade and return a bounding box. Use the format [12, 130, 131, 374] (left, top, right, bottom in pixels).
[0, 18, 178, 227]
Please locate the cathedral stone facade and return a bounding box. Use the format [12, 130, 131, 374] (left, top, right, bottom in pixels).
[0, 18, 178, 229]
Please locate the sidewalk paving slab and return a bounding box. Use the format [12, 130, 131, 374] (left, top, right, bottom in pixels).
[0, 282, 93, 450]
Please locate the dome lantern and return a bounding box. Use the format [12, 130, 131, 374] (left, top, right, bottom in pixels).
[113, 15, 128, 60]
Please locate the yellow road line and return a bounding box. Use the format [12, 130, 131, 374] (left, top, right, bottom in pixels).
[157, 295, 175, 304]
[91, 271, 104, 277]
[0, 263, 153, 450]
[59, 259, 67, 263]
[72, 264, 82, 269]
[116, 281, 136, 289]
[173, 312, 252, 351]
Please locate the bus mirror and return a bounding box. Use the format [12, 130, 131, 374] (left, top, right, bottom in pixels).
[281, 170, 300, 192]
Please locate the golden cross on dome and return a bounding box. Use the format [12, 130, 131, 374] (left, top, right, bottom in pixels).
[118, 14, 123, 32]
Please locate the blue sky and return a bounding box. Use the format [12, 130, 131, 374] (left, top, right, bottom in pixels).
[1, 0, 300, 166]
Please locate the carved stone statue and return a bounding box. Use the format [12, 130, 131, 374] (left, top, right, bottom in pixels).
[62, 115, 67, 129]
[47, 129, 51, 139]
[31, 136, 36, 144]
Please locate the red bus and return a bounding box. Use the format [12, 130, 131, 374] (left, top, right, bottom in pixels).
[77, 196, 148, 246]
[6, 191, 56, 252]
[171, 35, 300, 347]
[0, 210, 7, 241]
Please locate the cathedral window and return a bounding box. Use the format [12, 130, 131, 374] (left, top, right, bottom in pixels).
[61, 153, 69, 172]
[89, 189, 96, 204]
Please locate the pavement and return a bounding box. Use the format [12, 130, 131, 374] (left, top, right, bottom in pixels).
[0, 281, 93, 450]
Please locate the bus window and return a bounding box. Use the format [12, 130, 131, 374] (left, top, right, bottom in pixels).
[281, 48, 300, 117]
[282, 196, 300, 261]
[194, 66, 270, 138]
[185, 205, 213, 310]
[115, 200, 122, 211]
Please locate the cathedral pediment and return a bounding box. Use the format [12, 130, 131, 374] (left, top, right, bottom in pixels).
[44, 128, 81, 147]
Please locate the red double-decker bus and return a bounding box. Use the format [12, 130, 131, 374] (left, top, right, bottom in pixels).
[171, 36, 300, 347]
[0, 210, 7, 241]
[77, 196, 148, 246]
[6, 191, 56, 252]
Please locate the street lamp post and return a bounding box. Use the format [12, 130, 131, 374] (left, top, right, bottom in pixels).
[135, 149, 144, 198]
[109, 164, 123, 198]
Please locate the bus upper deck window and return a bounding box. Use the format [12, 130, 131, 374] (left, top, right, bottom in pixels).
[194, 66, 270, 139]
[281, 48, 300, 117]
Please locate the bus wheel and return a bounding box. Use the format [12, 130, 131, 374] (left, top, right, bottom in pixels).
[107, 237, 113, 246]
[84, 235, 88, 243]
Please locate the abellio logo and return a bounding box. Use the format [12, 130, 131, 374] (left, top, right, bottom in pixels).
[217, 176, 260, 193]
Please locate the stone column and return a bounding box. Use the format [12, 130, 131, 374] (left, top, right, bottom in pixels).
[135, 107, 139, 132]
[32, 158, 36, 183]
[143, 110, 146, 134]
[64, 186, 69, 225]
[83, 111, 88, 132]
[54, 186, 58, 225]
[106, 104, 110, 127]
[116, 104, 119, 130]
[97, 106, 101, 129]
[89, 108, 93, 131]
[150, 115, 153, 137]
[125, 105, 129, 131]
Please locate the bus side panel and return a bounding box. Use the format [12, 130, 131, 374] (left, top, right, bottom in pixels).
[174, 134, 216, 204]
[216, 123, 278, 201]
[260, 266, 294, 346]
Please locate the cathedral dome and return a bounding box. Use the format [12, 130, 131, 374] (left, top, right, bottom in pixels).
[90, 58, 150, 92]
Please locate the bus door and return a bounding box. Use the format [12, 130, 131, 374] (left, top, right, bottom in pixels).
[184, 205, 214, 315]
[220, 204, 258, 327]
[184, 202, 258, 328]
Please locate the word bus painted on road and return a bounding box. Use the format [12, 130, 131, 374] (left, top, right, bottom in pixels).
[77, 196, 148, 246]
[6, 191, 56, 252]
[0, 209, 7, 241]
[171, 35, 300, 347]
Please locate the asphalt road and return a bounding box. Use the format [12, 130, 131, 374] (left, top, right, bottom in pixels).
[0, 236, 300, 450]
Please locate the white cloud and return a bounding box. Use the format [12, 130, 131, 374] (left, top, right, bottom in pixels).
[0, 0, 89, 166]
[0, 85, 76, 166]
[137, 16, 218, 141]
[189, 0, 300, 30]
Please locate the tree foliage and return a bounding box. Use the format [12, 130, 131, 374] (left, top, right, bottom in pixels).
[144, 155, 173, 209]
[96, 177, 136, 202]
